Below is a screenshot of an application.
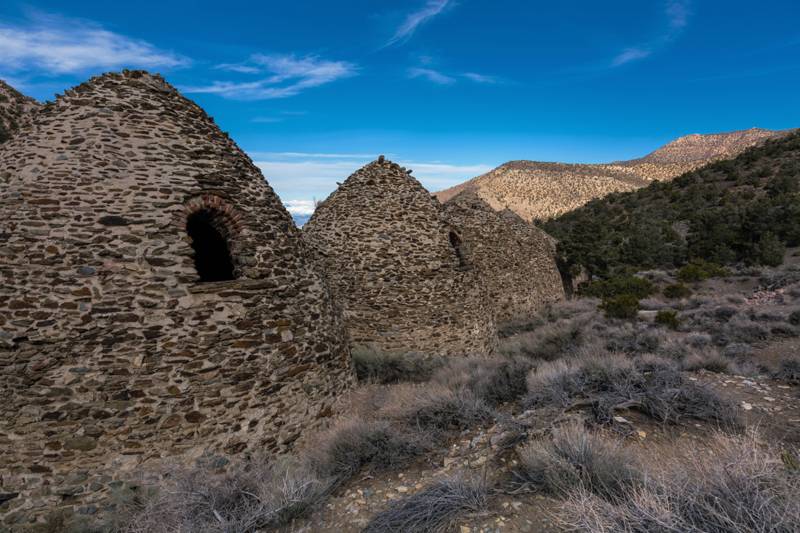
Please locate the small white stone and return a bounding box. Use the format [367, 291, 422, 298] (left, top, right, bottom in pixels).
[742, 402, 753, 411]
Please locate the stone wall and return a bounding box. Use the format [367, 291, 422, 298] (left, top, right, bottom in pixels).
[303, 157, 497, 357]
[0, 71, 354, 527]
[442, 192, 565, 323]
[0, 80, 40, 144]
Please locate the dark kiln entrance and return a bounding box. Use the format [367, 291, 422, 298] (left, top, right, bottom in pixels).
[187, 209, 236, 282]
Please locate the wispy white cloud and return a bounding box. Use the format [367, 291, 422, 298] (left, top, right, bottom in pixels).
[666, 0, 690, 30]
[611, 0, 691, 67]
[408, 67, 456, 85]
[0, 13, 188, 74]
[408, 67, 502, 86]
[463, 72, 499, 84]
[611, 47, 652, 67]
[251, 116, 285, 123]
[184, 54, 357, 99]
[215, 63, 261, 74]
[386, 0, 453, 47]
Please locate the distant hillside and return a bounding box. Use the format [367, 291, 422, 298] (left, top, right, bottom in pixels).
[0, 80, 39, 143]
[435, 128, 790, 221]
[542, 130, 800, 278]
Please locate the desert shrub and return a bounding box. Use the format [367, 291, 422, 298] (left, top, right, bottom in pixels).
[769, 324, 798, 338]
[526, 354, 636, 413]
[514, 424, 642, 502]
[685, 331, 714, 348]
[432, 357, 532, 406]
[600, 294, 640, 319]
[639, 269, 672, 284]
[121, 457, 329, 533]
[655, 309, 680, 330]
[638, 297, 669, 311]
[380, 387, 495, 435]
[677, 260, 729, 283]
[713, 305, 739, 320]
[558, 432, 800, 533]
[351, 347, 443, 384]
[682, 350, 731, 373]
[748, 308, 786, 322]
[773, 355, 800, 384]
[722, 343, 754, 359]
[789, 309, 800, 325]
[499, 315, 589, 360]
[756, 231, 786, 267]
[663, 282, 692, 299]
[497, 317, 545, 337]
[720, 317, 770, 345]
[600, 323, 667, 353]
[307, 419, 431, 482]
[363, 476, 488, 533]
[525, 354, 738, 426]
[580, 275, 654, 299]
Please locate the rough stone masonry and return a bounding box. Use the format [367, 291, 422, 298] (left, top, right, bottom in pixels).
[0, 80, 40, 144]
[442, 191, 565, 323]
[303, 157, 498, 357]
[0, 70, 354, 526]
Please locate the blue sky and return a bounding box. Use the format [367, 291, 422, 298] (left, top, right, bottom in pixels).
[1, 1, 799, 216]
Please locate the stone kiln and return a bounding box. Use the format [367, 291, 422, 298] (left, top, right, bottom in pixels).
[0, 80, 40, 144]
[442, 191, 565, 322]
[303, 157, 498, 357]
[0, 71, 354, 524]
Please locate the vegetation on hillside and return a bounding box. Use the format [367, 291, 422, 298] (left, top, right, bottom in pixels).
[542, 131, 800, 279]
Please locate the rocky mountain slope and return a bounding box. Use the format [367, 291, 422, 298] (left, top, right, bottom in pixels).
[544, 129, 800, 278]
[0, 80, 39, 143]
[435, 128, 791, 221]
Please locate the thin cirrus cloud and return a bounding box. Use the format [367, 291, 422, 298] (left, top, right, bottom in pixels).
[408, 67, 456, 85]
[409, 67, 501, 86]
[611, 0, 690, 67]
[611, 47, 653, 67]
[0, 13, 188, 74]
[183, 54, 358, 100]
[386, 0, 453, 47]
[462, 72, 500, 84]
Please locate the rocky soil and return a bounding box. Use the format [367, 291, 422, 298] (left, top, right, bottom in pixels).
[282, 254, 800, 532]
[285, 370, 799, 533]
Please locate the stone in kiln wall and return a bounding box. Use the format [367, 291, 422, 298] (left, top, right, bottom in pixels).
[442, 191, 565, 323]
[303, 157, 497, 357]
[0, 70, 354, 527]
[0, 79, 39, 143]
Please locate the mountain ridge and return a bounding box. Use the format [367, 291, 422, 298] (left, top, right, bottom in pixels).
[435, 128, 793, 221]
